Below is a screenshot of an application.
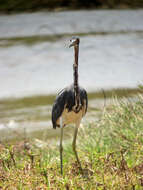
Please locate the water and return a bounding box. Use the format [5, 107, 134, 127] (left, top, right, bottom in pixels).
[0, 10, 143, 141]
[0, 10, 143, 38]
[0, 10, 143, 98]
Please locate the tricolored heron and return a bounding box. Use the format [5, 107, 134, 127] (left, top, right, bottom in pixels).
[52, 37, 88, 175]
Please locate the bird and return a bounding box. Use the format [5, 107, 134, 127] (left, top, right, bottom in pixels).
[51, 37, 88, 175]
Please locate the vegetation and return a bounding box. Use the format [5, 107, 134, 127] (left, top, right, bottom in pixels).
[0, 0, 143, 13]
[1, 92, 143, 189]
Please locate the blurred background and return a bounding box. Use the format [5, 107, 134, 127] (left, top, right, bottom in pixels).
[0, 0, 143, 142]
[0, 0, 143, 12]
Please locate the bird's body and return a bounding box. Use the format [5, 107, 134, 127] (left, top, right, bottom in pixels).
[51, 37, 88, 175]
[52, 84, 87, 128]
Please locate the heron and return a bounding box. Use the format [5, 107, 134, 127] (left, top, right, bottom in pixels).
[51, 37, 88, 175]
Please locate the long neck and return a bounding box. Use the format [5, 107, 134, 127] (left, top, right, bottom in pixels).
[73, 45, 79, 106]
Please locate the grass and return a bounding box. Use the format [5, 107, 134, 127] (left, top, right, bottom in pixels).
[1, 93, 143, 189]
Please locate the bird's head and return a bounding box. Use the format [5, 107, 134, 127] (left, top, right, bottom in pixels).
[69, 37, 80, 48]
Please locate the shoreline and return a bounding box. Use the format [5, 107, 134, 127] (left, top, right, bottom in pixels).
[0, 87, 142, 142]
[0, 87, 142, 104]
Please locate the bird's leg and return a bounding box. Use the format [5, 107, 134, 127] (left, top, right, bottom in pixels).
[72, 120, 83, 172]
[60, 117, 64, 175]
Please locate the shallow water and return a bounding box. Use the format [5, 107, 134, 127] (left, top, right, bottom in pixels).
[0, 10, 143, 141]
[0, 33, 143, 98]
[0, 10, 143, 38]
[0, 10, 143, 98]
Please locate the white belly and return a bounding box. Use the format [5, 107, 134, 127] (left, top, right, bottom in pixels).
[57, 104, 86, 126]
[63, 109, 83, 125]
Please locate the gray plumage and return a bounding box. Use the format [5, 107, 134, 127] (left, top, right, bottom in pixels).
[52, 84, 88, 129]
